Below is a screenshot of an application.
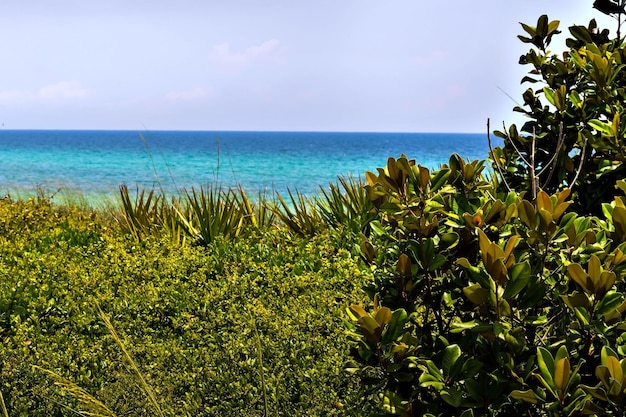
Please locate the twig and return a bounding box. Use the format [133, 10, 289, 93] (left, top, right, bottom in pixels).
[531, 128, 537, 199]
[487, 119, 511, 192]
[539, 122, 566, 188]
[569, 138, 589, 188]
[502, 122, 531, 166]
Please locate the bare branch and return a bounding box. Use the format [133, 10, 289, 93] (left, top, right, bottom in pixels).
[502, 121, 531, 167]
[569, 138, 589, 188]
[531, 128, 537, 199]
[487, 119, 512, 193]
[539, 122, 566, 188]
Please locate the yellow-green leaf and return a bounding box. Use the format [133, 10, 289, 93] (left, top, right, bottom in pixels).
[418, 165, 430, 192]
[568, 263, 592, 294]
[554, 357, 571, 395]
[396, 253, 412, 276]
[375, 307, 392, 326]
[510, 389, 540, 404]
[606, 355, 623, 385]
[349, 305, 369, 319]
[588, 255, 601, 282]
[463, 284, 490, 305]
[536, 190, 552, 213]
[518, 200, 537, 229]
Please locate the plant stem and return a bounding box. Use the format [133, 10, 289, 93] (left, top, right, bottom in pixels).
[0, 389, 9, 417]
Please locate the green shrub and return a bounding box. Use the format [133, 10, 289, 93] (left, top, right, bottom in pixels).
[348, 153, 626, 415]
[0, 196, 371, 416]
[492, 15, 626, 214]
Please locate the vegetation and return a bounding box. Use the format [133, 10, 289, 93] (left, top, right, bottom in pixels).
[0, 182, 374, 416]
[347, 6, 626, 416]
[3, 3, 626, 417]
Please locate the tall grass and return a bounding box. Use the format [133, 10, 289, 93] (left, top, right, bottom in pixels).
[0, 389, 9, 417]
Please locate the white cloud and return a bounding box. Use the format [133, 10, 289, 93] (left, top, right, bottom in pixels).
[210, 39, 282, 74]
[0, 81, 91, 105]
[165, 85, 215, 102]
[38, 81, 90, 100]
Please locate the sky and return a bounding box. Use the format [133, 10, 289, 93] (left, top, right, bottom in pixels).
[0, 1, 616, 132]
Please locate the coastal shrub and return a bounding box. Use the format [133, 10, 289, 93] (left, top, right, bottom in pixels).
[0, 195, 372, 416]
[347, 154, 626, 415]
[347, 8, 626, 415]
[492, 14, 626, 214]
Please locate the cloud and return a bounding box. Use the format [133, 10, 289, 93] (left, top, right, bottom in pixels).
[210, 39, 283, 74]
[165, 85, 215, 102]
[38, 81, 91, 100]
[0, 81, 91, 105]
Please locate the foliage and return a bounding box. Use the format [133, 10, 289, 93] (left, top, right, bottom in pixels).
[317, 174, 376, 236]
[347, 150, 626, 415]
[0, 195, 372, 416]
[273, 188, 326, 237]
[344, 14, 626, 414]
[492, 15, 626, 214]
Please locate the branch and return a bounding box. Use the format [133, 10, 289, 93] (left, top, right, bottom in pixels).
[531, 128, 537, 199]
[569, 138, 589, 189]
[502, 121, 531, 167]
[539, 122, 566, 188]
[487, 119, 512, 193]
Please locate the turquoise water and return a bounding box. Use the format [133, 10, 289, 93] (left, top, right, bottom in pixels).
[0, 130, 497, 201]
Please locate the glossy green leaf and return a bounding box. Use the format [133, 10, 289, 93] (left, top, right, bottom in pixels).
[503, 261, 531, 299]
[536, 347, 555, 389]
[510, 389, 541, 404]
[442, 344, 462, 375]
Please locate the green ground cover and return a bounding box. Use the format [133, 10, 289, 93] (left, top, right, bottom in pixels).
[0, 194, 372, 416]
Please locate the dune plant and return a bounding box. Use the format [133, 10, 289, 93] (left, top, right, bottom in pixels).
[176, 185, 246, 245]
[273, 188, 325, 237]
[316, 174, 376, 236]
[117, 184, 171, 242]
[234, 186, 276, 231]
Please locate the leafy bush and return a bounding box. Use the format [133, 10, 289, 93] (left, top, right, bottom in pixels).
[348, 152, 626, 415]
[492, 15, 626, 214]
[347, 8, 626, 415]
[0, 196, 371, 416]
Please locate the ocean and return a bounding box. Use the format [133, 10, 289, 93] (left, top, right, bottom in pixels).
[0, 130, 498, 202]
